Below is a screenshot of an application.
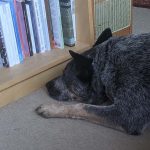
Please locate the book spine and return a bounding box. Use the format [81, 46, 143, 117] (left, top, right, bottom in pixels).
[25, 0, 40, 53]
[59, 0, 75, 47]
[0, 55, 3, 68]
[40, 0, 51, 51]
[44, 0, 55, 49]
[0, 28, 2, 68]
[0, 3, 15, 67]
[6, 1, 20, 65]
[49, 0, 64, 49]
[32, 0, 45, 53]
[21, 1, 33, 56]
[0, 33, 2, 67]
[25, 3, 36, 54]
[14, 0, 30, 58]
[0, 24, 9, 67]
[6, 0, 23, 62]
[71, 0, 76, 41]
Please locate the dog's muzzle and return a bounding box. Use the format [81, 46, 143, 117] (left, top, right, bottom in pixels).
[46, 76, 72, 101]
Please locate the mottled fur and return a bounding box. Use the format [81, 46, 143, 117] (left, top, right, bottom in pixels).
[36, 28, 150, 135]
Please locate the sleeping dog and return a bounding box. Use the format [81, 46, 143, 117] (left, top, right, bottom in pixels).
[36, 28, 150, 135]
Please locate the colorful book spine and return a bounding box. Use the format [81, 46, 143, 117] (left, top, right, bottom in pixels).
[25, 0, 40, 53]
[44, 0, 55, 49]
[49, 0, 64, 49]
[59, 0, 75, 47]
[71, 0, 76, 41]
[0, 55, 3, 68]
[25, 2, 36, 54]
[4, 0, 23, 62]
[31, 0, 45, 53]
[0, 22, 9, 67]
[21, 1, 33, 56]
[5, 1, 20, 65]
[39, 0, 51, 51]
[0, 2, 19, 67]
[0, 30, 2, 68]
[14, 0, 30, 58]
[0, 2, 13, 67]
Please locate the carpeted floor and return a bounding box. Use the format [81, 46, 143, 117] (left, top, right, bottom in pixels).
[0, 7, 150, 150]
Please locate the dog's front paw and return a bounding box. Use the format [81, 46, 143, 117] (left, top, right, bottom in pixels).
[35, 104, 52, 118]
[35, 103, 66, 118]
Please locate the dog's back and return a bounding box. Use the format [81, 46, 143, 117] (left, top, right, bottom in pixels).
[90, 33, 150, 134]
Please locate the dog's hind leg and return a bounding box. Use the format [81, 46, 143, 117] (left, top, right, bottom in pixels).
[36, 103, 123, 132]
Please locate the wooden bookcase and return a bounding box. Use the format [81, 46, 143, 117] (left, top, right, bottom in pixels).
[0, 0, 132, 107]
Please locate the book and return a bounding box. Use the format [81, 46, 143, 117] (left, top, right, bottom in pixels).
[49, 0, 64, 49]
[71, 0, 76, 41]
[21, 0, 33, 56]
[0, 30, 3, 68]
[27, 0, 45, 53]
[44, 0, 55, 49]
[6, 1, 20, 65]
[14, 0, 30, 58]
[39, 0, 51, 51]
[0, 28, 4, 68]
[0, 2, 19, 67]
[0, 55, 3, 68]
[25, 2, 36, 54]
[4, 0, 23, 62]
[25, 0, 40, 53]
[59, 0, 75, 47]
[0, 22, 9, 67]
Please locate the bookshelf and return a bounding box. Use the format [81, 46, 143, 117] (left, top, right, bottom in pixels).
[0, 0, 132, 107]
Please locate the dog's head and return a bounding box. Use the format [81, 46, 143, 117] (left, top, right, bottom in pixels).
[46, 28, 112, 103]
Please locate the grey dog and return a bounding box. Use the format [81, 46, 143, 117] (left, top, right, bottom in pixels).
[36, 28, 150, 135]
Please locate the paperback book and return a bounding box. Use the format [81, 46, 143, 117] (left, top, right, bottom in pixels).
[39, 0, 51, 51]
[0, 22, 9, 67]
[49, 0, 64, 49]
[45, 0, 55, 49]
[27, 0, 45, 53]
[0, 2, 19, 66]
[4, 0, 23, 62]
[21, 0, 33, 56]
[25, 1, 36, 54]
[14, 0, 30, 58]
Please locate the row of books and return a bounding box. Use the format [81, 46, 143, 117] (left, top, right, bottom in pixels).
[0, 0, 76, 68]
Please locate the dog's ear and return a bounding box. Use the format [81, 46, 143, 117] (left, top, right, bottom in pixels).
[69, 50, 93, 65]
[69, 50, 93, 82]
[93, 28, 112, 47]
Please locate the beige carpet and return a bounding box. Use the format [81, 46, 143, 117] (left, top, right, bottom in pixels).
[0, 7, 150, 150]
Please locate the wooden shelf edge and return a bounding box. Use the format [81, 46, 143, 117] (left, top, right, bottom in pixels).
[113, 25, 132, 36]
[0, 61, 69, 107]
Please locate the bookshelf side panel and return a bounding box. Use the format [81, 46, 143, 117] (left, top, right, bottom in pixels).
[75, 0, 94, 45]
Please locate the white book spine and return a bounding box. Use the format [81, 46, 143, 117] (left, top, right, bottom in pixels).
[6, 3, 20, 65]
[25, 4, 36, 54]
[0, 3, 15, 67]
[40, 0, 51, 51]
[33, 0, 45, 52]
[49, 0, 64, 49]
[71, 0, 76, 41]
[0, 55, 3, 68]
